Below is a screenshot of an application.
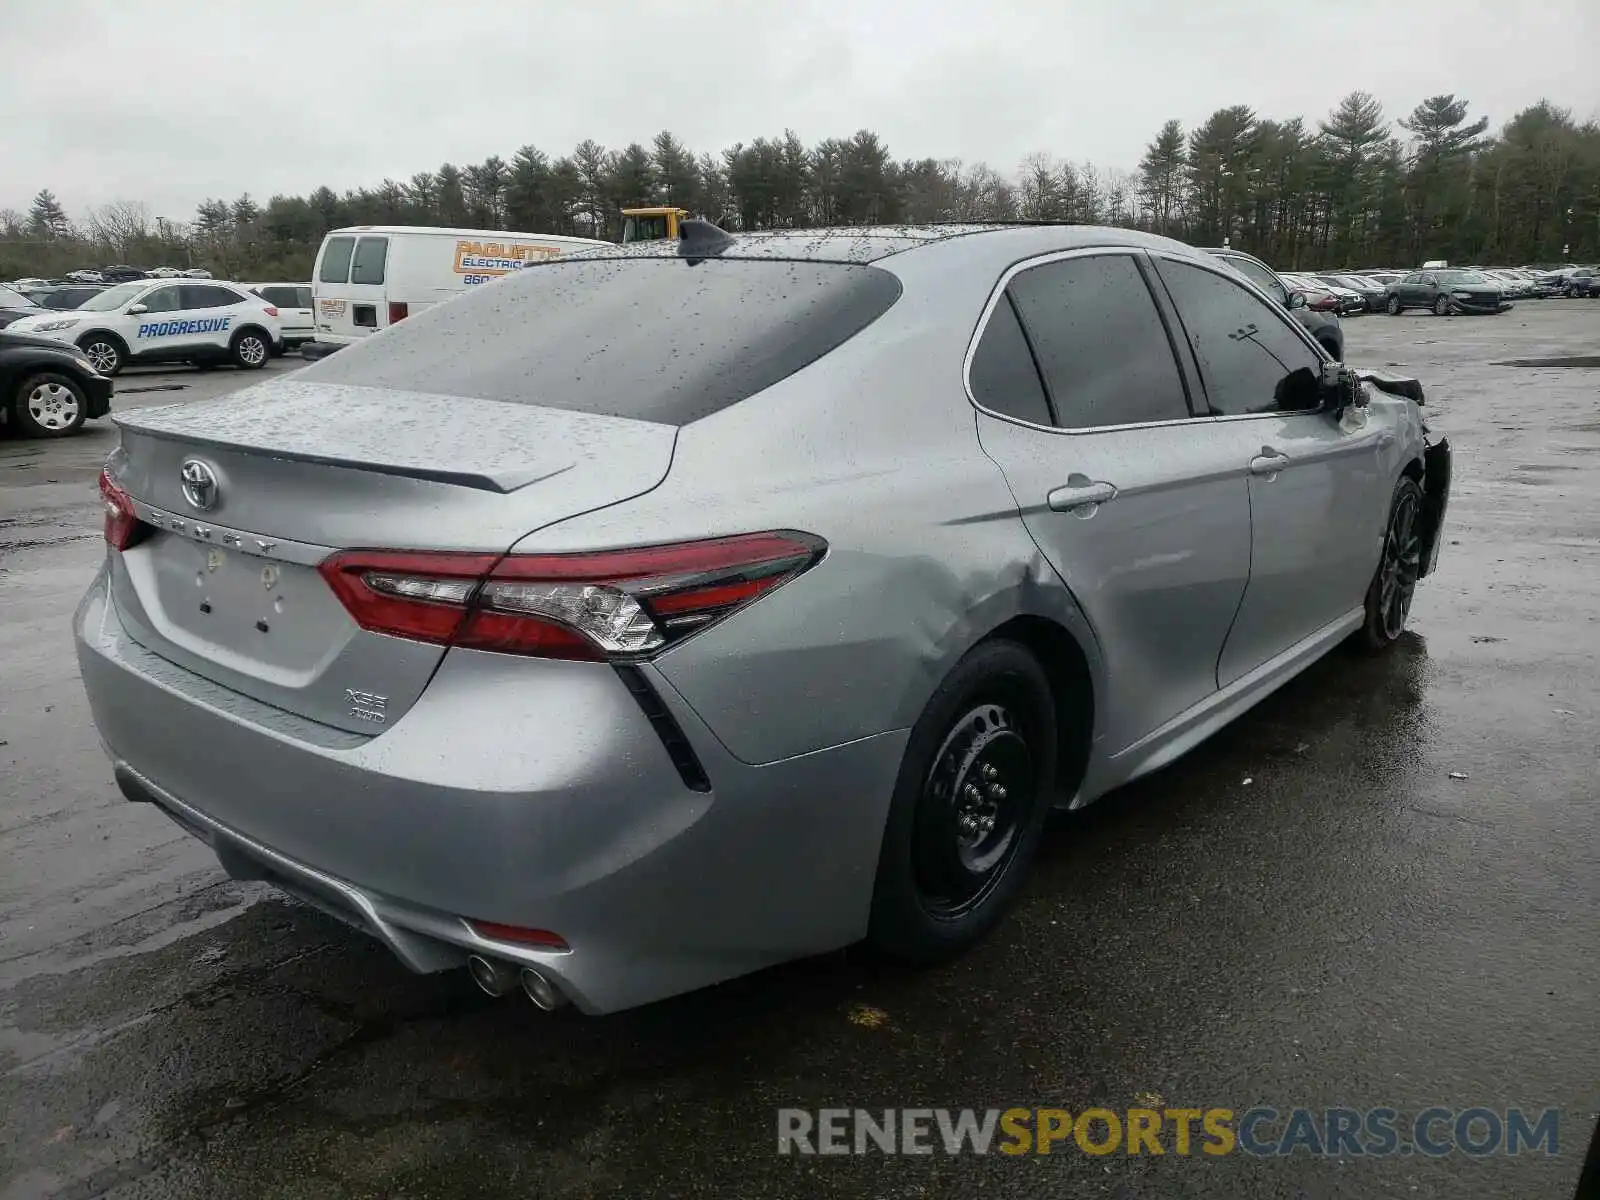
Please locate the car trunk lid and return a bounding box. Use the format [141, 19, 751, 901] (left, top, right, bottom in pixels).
[106, 378, 677, 733]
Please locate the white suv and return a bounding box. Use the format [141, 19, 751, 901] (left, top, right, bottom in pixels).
[6, 279, 281, 376]
[245, 283, 313, 350]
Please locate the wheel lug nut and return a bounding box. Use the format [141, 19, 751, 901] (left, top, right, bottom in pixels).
[989, 784, 1006, 800]
[981, 763, 998, 781]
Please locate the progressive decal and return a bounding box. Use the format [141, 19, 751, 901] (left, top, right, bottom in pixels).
[137, 316, 233, 339]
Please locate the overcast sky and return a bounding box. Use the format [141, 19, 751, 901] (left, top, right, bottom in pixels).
[5, 0, 1597, 221]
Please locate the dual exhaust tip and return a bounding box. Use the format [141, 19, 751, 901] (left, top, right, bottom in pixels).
[466, 953, 567, 1011]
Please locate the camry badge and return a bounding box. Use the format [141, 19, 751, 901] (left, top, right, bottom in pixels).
[180, 459, 219, 511]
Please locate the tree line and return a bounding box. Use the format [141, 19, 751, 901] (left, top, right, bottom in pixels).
[3, 92, 1597, 282]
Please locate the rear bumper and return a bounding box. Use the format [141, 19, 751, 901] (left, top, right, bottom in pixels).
[75, 569, 904, 1013]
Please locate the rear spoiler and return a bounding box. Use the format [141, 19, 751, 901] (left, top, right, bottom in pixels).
[1353, 367, 1425, 406]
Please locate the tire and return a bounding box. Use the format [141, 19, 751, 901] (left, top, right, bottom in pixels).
[1386, 295, 1402, 315]
[1432, 295, 1451, 316]
[1359, 475, 1425, 651]
[867, 638, 1059, 963]
[77, 333, 125, 376]
[230, 328, 270, 370]
[12, 372, 88, 437]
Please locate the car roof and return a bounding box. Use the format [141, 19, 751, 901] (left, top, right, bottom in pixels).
[326, 225, 611, 242]
[551, 223, 1219, 267]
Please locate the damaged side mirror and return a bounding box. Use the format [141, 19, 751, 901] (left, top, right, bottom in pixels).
[1318, 361, 1365, 417]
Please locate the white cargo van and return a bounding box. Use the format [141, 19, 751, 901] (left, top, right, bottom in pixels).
[308, 225, 609, 351]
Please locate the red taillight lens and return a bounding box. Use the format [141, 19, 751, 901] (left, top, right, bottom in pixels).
[99, 469, 144, 551]
[263, 305, 279, 317]
[388, 301, 409, 324]
[318, 531, 825, 661]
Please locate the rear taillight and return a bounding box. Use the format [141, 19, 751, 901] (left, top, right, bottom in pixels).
[388, 301, 409, 324]
[263, 305, 279, 317]
[99, 469, 144, 551]
[319, 531, 825, 661]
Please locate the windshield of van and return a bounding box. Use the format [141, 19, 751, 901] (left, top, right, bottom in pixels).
[301, 257, 903, 426]
[76, 282, 147, 312]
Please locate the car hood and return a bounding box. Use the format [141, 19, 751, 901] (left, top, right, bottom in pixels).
[0, 307, 49, 328]
[1, 311, 60, 334]
[0, 328, 89, 354]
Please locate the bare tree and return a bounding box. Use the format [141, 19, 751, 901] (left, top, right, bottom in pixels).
[85, 200, 152, 256]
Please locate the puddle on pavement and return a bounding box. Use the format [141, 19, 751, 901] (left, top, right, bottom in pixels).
[1491, 356, 1600, 368]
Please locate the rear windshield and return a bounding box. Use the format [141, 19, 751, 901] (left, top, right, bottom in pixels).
[300, 257, 903, 426]
[318, 236, 355, 284]
[351, 237, 388, 285]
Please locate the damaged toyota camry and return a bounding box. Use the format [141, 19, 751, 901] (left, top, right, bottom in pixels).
[76, 222, 1452, 1014]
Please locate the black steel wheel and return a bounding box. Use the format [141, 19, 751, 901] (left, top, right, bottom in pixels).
[868, 638, 1058, 962]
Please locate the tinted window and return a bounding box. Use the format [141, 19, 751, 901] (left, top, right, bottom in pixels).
[259, 286, 305, 310]
[1006, 255, 1189, 429]
[319, 236, 355, 284]
[350, 237, 388, 285]
[1156, 259, 1324, 416]
[140, 286, 182, 313]
[969, 295, 1051, 425]
[182, 284, 243, 308]
[301, 258, 903, 426]
[1217, 253, 1283, 297]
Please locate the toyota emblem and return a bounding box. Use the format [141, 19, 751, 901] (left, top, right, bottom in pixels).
[180, 459, 219, 511]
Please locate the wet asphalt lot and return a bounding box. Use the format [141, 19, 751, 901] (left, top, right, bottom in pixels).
[2, 310, 1598, 1199]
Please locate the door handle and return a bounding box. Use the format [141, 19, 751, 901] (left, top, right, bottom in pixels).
[1047, 479, 1118, 513]
[1249, 448, 1291, 477]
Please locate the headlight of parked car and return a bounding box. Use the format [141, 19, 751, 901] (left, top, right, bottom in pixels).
[1451, 291, 1471, 300]
[36, 318, 81, 332]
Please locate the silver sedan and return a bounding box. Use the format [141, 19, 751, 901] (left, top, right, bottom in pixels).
[76, 223, 1452, 1013]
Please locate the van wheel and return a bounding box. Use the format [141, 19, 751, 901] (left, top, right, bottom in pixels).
[13, 373, 87, 437]
[231, 329, 270, 369]
[77, 334, 126, 376]
[867, 639, 1057, 963]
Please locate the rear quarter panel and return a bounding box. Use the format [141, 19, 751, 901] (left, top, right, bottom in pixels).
[510, 237, 1108, 767]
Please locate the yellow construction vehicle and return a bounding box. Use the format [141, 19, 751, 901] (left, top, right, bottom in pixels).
[621, 207, 690, 244]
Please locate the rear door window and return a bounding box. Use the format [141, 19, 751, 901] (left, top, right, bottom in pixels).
[969, 294, 1052, 426]
[301, 257, 903, 426]
[318, 237, 355, 284]
[1005, 254, 1191, 429]
[350, 237, 389, 285]
[260, 286, 300, 308]
[181, 284, 244, 309]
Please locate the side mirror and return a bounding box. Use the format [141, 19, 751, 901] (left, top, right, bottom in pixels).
[1318, 361, 1365, 416]
[1286, 291, 1308, 310]
[126, 303, 148, 315]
